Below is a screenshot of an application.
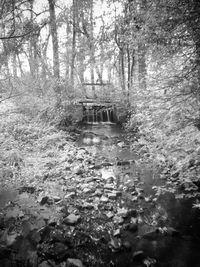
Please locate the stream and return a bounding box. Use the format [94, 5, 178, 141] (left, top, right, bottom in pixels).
[0, 124, 200, 267]
[78, 124, 200, 267]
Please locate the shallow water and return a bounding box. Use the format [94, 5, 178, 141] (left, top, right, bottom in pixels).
[0, 124, 200, 267]
[79, 124, 200, 267]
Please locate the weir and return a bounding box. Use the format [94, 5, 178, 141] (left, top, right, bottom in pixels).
[79, 100, 117, 124]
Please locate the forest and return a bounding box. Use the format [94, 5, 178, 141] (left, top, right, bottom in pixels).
[0, 0, 200, 266]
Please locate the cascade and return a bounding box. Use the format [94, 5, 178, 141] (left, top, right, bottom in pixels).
[95, 110, 98, 123]
[92, 109, 95, 123]
[107, 109, 110, 122]
[81, 102, 117, 124]
[100, 110, 103, 122]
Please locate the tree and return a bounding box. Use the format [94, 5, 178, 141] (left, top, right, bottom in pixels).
[48, 0, 60, 79]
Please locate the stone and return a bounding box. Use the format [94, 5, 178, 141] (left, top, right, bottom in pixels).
[94, 189, 102, 196]
[74, 166, 83, 175]
[104, 189, 113, 194]
[113, 229, 121, 237]
[107, 192, 117, 200]
[117, 141, 125, 147]
[65, 192, 76, 199]
[116, 160, 130, 166]
[113, 216, 124, 225]
[82, 188, 92, 194]
[106, 211, 114, 219]
[40, 196, 49, 205]
[144, 197, 151, 202]
[67, 187, 76, 192]
[6, 232, 19, 246]
[106, 177, 115, 184]
[80, 183, 88, 189]
[109, 237, 122, 252]
[100, 196, 109, 203]
[127, 223, 138, 233]
[132, 251, 145, 261]
[104, 184, 115, 190]
[116, 207, 128, 218]
[64, 214, 81, 226]
[38, 261, 52, 267]
[122, 240, 131, 250]
[66, 258, 84, 267]
[82, 202, 94, 209]
[104, 203, 113, 211]
[101, 169, 116, 180]
[171, 171, 179, 178]
[127, 209, 137, 217]
[132, 196, 138, 202]
[53, 196, 61, 202]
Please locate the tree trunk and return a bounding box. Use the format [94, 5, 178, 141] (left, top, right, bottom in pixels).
[12, 53, 17, 77]
[119, 47, 126, 94]
[70, 0, 77, 89]
[90, 0, 95, 97]
[65, 15, 70, 82]
[48, 0, 60, 79]
[17, 54, 24, 77]
[138, 43, 147, 91]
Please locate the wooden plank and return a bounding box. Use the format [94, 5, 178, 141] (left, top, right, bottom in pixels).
[82, 83, 111, 86]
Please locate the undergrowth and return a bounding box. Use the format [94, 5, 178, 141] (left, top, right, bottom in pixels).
[126, 89, 200, 185]
[0, 98, 77, 190]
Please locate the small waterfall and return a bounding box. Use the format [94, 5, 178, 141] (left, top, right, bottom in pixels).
[100, 110, 103, 122]
[82, 103, 117, 124]
[95, 110, 98, 123]
[107, 109, 110, 122]
[86, 108, 89, 123]
[92, 109, 95, 123]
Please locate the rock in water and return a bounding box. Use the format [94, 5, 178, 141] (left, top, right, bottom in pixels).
[64, 214, 81, 225]
[66, 258, 85, 267]
[100, 195, 109, 203]
[127, 223, 138, 233]
[132, 251, 145, 261]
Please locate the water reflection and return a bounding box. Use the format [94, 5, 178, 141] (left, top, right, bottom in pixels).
[79, 124, 200, 267]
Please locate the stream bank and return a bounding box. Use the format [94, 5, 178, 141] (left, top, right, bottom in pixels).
[0, 123, 200, 267]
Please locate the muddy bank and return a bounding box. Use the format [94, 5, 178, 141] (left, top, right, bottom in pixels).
[0, 124, 200, 267]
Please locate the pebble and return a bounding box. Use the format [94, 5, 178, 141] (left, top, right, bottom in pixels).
[40, 196, 49, 205]
[82, 188, 92, 194]
[113, 215, 124, 225]
[113, 229, 121, 237]
[65, 192, 76, 199]
[107, 192, 117, 200]
[122, 240, 132, 250]
[94, 189, 102, 196]
[66, 258, 85, 267]
[127, 223, 138, 233]
[100, 196, 109, 203]
[64, 214, 81, 225]
[106, 211, 114, 218]
[132, 250, 145, 261]
[104, 184, 115, 190]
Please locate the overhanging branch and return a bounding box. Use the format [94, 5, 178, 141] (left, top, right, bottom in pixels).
[0, 29, 33, 39]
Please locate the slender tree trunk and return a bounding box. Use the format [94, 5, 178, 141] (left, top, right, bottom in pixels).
[65, 15, 70, 82]
[12, 53, 17, 77]
[17, 54, 24, 76]
[130, 49, 135, 87]
[127, 46, 131, 92]
[48, 0, 60, 79]
[90, 0, 95, 97]
[28, 0, 39, 78]
[119, 47, 126, 94]
[70, 0, 77, 89]
[138, 43, 147, 90]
